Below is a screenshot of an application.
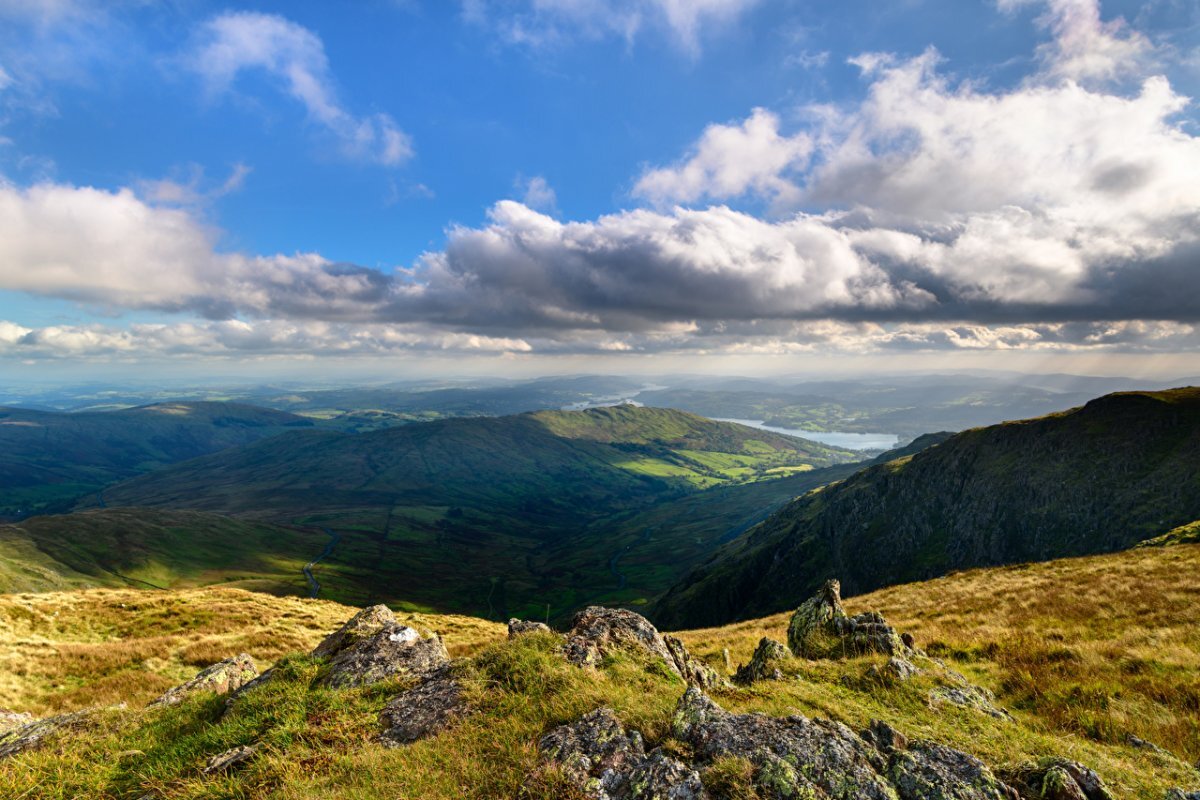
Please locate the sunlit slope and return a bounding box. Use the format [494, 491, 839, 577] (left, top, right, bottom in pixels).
[655, 388, 1200, 628]
[0, 508, 331, 595]
[0, 402, 313, 517]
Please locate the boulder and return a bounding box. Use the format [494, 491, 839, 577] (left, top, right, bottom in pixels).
[787, 579, 908, 659]
[312, 604, 397, 658]
[1000, 759, 1115, 800]
[929, 685, 1013, 721]
[148, 653, 258, 708]
[562, 606, 722, 689]
[0, 708, 105, 759]
[379, 665, 468, 747]
[536, 707, 705, 800]
[866, 656, 921, 684]
[319, 624, 449, 689]
[200, 744, 258, 776]
[888, 741, 1019, 800]
[508, 618, 552, 638]
[732, 638, 789, 685]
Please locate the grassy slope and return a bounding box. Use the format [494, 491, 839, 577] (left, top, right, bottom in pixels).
[0, 402, 313, 517]
[0, 509, 335, 596]
[654, 388, 1200, 628]
[92, 407, 857, 619]
[0, 587, 504, 716]
[1, 545, 1197, 798]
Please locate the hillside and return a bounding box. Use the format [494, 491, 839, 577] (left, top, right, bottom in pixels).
[0, 402, 313, 518]
[654, 388, 1200, 629]
[0, 545, 1196, 798]
[89, 407, 857, 619]
[0, 509, 334, 596]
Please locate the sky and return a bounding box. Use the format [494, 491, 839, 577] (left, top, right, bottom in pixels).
[0, 0, 1198, 381]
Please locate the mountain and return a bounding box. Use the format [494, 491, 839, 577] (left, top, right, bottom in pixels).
[0, 402, 313, 518]
[93, 406, 858, 618]
[1, 543, 1196, 798]
[653, 388, 1200, 629]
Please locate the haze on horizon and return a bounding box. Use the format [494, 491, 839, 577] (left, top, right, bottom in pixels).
[0, 0, 1198, 382]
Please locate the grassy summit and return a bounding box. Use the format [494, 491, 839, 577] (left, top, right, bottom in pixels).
[0, 544, 1196, 798]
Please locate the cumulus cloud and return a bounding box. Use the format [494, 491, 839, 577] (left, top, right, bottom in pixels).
[518, 175, 558, 213]
[461, 0, 759, 55]
[633, 108, 813, 208]
[999, 0, 1151, 83]
[189, 12, 412, 166]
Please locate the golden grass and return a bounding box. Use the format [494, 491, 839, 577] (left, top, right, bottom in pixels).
[0, 587, 504, 715]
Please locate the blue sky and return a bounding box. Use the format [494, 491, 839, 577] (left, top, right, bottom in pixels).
[0, 0, 1198, 379]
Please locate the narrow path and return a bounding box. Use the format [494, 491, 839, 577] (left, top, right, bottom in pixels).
[303, 527, 341, 599]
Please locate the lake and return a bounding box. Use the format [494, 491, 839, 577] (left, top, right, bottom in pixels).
[715, 418, 900, 451]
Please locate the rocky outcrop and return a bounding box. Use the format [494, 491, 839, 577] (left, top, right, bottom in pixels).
[1165, 791, 1200, 800]
[866, 656, 920, 684]
[732, 638, 789, 685]
[1000, 759, 1115, 800]
[930, 685, 1013, 721]
[148, 654, 258, 708]
[672, 688, 1022, 800]
[563, 606, 723, 689]
[379, 665, 468, 747]
[0, 708, 108, 759]
[320, 625, 449, 689]
[508, 618, 551, 638]
[536, 707, 705, 799]
[0, 709, 34, 736]
[787, 579, 909, 659]
[312, 604, 398, 658]
[200, 744, 257, 776]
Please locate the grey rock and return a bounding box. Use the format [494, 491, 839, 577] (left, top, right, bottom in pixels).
[319, 624, 449, 689]
[0, 709, 34, 736]
[1126, 733, 1174, 759]
[508, 618, 552, 638]
[379, 666, 468, 746]
[888, 741, 1017, 800]
[732, 637, 789, 685]
[671, 687, 896, 799]
[861, 719, 908, 754]
[537, 707, 647, 799]
[148, 653, 258, 708]
[312, 604, 397, 658]
[1000, 759, 1115, 800]
[200, 744, 257, 776]
[787, 579, 909, 659]
[1165, 790, 1200, 800]
[866, 656, 921, 684]
[929, 686, 1013, 721]
[0, 708, 104, 759]
[562, 606, 720, 688]
[625, 750, 708, 800]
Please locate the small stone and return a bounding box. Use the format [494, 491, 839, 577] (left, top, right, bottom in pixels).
[732, 637, 788, 685]
[508, 618, 551, 638]
[200, 744, 257, 776]
[787, 579, 909, 659]
[866, 656, 921, 684]
[664, 636, 725, 690]
[148, 654, 258, 708]
[379, 666, 468, 746]
[929, 685, 1013, 721]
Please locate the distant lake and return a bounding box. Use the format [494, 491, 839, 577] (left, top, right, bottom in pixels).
[715, 418, 900, 451]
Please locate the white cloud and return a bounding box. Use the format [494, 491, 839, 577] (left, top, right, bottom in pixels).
[462, 0, 759, 55]
[135, 163, 251, 207]
[633, 108, 813, 207]
[518, 175, 558, 212]
[999, 0, 1151, 83]
[189, 12, 412, 166]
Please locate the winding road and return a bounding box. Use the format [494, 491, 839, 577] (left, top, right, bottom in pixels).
[303, 527, 341, 599]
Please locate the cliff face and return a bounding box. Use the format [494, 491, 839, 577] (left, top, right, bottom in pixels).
[653, 389, 1200, 629]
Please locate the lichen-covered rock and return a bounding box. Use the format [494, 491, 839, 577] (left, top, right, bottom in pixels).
[312, 604, 397, 658]
[732, 637, 789, 685]
[537, 707, 647, 799]
[787, 579, 908, 659]
[0, 708, 105, 759]
[670, 687, 896, 799]
[862, 719, 908, 754]
[664, 635, 725, 690]
[379, 666, 468, 747]
[319, 624, 449, 689]
[1001, 759, 1115, 800]
[562, 606, 718, 689]
[888, 741, 1017, 800]
[508, 618, 552, 638]
[929, 685, 1013, 721]
[625, 751, 708, 800]
[200, 744, 257, 776]
[1165, 790, 1200, 800]
[148, 653, 258, 708]
[0, 709, 34, 736]
[866, 656, 921, 685]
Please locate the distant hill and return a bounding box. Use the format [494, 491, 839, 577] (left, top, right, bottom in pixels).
[653, 388, 1200, 628]
[0, 402, 312, 517]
